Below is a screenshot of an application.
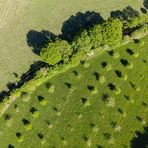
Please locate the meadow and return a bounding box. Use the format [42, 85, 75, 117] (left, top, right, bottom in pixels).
[0, 35, 147, 148]
[0, 0, 144, 91]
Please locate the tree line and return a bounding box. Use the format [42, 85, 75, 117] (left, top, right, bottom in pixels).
[39, 12, 148, 66]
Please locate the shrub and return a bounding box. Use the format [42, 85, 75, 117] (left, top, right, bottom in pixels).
[121, 74, 128, 81]
[25, 123, 33, 131]
[48, 85, 55, 93]
[22, 119, 33, 131]
[4, 114, 13, 127]
[100, 76, 106, 84]
[115, 87, 121, 95]
[106, 64, 112, 71]
[113, 51, 120, 59]
[38, 133, 46, 144]
[138, 40, 145, 46]
[91, 88, 98, 94]
[81, 98, 90, 107]
[16, 132, 23, 143]
[40, 99, 47, 106]
[106, 97, 115, 107]
[30, 107, 40, 118]
[21, 91, 30, 102]
[133, 52, 139, 58]
[38, 96, 47, 106]
[6, 119, 13, 127]
[135, 87, 141, 92]
[127, 63, 134, 69]
[45, 82, 55, 93]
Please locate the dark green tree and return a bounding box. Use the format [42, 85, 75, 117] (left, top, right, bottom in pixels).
[40, 40, 72, 65]
[101, 18, 123, 46]
[88, 24, 102, 48]
[72, 29, 92, 52]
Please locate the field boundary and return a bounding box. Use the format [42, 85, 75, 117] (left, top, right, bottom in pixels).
[0, 30, 148, 116]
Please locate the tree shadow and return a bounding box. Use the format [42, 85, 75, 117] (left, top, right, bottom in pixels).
[0, 61, 47, 102]
[110, 6, 139, 22]
[26, 30, 57, 55]
[144, 0, 148, 10]
[61, 11, 104, 41]
[130, 126, 148, 148]
[140, 7, 147, 14]
[0, 5, 145, 106]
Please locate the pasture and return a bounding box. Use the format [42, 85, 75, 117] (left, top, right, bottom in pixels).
[0, 0, 144, 91]
[0, 35, 147, 148]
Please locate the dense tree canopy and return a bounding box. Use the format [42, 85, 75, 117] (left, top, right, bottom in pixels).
[40, 40, 72, 65]
[72, 29, 92, 52]
[39, 13, 147, 66]
[73, 18, 123, 52]
[101, 18, 123, 46]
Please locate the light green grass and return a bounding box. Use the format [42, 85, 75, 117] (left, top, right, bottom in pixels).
[0, 0, 144, 91]
[0, 36, 147, 148]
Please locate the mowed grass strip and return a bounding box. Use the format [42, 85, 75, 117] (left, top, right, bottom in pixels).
[0, 36, 147, 148]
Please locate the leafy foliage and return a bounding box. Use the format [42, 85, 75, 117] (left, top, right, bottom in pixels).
[40, 40, 72, 65]
[73, 18, 123, 52]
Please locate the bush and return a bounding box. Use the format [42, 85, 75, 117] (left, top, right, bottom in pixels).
[106, 97, 115, 107]
[16, 132, 24, 143]
[100, 76, 106, 84]
[133, 52, 139, 58]
[122, 74, 128, 81]
[25, 123, 33, 131]
[106, 64, 112, 71]
[32, 111, 40, 118]
[113, 51, 120, 59]
[48, 85, 55, 93]
[127, 63, 134, 69]
[115, 87, 121, 95]
[138, 40, 145, 46]
[40, 99, 47, 106]
[46, 82, 55, 93]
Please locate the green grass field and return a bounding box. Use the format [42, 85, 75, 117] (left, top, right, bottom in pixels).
[0, 35, 147, 148]
[0, 0, 144, 91]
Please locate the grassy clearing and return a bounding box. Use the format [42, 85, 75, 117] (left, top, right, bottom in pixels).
[0, 0, 143, 91]
[0, 36, 147, 148]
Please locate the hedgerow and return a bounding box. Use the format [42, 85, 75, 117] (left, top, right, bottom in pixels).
[0, 13, 148, 114]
